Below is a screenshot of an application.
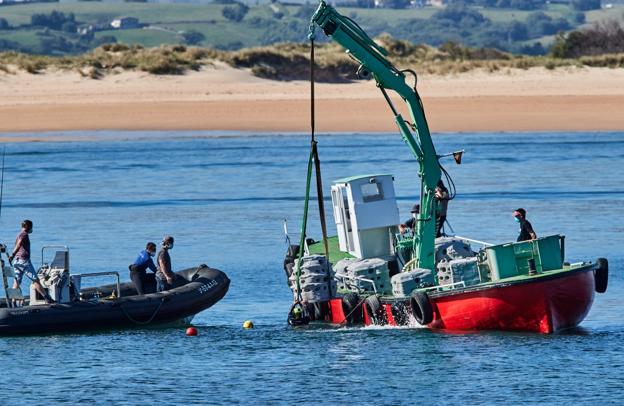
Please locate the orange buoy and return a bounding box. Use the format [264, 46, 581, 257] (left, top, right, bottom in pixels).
[185, 327, 198, 336]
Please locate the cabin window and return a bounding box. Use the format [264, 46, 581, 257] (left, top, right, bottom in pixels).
[361, 182, 383, 202]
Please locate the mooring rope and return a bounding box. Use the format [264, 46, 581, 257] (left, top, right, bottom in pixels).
[120, 298, 165, 326]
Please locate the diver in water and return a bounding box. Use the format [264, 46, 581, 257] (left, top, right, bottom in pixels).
[129, 242, 158, 295]
[155, 236, 175, 292]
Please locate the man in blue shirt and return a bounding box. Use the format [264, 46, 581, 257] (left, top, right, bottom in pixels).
[129, 242, 157, 295]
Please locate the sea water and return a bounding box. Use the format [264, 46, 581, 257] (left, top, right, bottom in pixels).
[0, 131, 622, 404]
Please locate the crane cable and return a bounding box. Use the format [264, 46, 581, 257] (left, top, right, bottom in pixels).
[293, 26, 331, 305]
[310, 32, 330, 262]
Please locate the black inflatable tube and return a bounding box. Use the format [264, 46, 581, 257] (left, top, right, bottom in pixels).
[0, 265, 230, 336]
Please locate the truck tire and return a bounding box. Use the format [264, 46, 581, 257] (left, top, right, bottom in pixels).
[410, 291, 433, 325]
[365, 295, 385, 325]
[342, 292, 360, 324]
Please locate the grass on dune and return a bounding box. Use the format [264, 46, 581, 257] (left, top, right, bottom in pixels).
[0, 36, 623, 80]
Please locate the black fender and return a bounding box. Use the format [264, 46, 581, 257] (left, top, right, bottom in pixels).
[364, 295, 385, 325]
[341, 292, 361, 323]
[595, 258, 608, 294]
[410, 291, 433, 325]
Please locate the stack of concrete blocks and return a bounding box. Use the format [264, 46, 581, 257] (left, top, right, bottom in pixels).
[391, 268, 433, 297]
[435, 237, 480, 287]
[435, 237, 475, 263]
[437, 257, 480, 287]
[334, 258, 392, 295]
[289, 255, 336, 303]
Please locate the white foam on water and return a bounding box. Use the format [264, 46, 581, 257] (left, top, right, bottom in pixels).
[361, 312, 428, 330]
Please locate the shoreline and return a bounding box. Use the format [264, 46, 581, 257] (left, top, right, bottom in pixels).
[2, 65, 624, 139]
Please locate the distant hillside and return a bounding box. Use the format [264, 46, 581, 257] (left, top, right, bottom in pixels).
[0, 1, 623, 56]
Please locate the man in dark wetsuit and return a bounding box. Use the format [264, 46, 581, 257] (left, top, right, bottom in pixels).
[399, 204, 420, 235]
[155, 236, 175, 292]
[513, 208, 537, 242]
[8, 220, 53, 304]
[129, 242, 157, 295]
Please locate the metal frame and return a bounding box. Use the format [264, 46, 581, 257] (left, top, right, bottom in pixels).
[73, 271, 122, 299]
[41, 245, 69, 268]
[335, 271, 378, 294]
[451, 235, 493, 248]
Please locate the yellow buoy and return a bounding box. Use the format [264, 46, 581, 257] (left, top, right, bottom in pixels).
[243, 320, 254, 329]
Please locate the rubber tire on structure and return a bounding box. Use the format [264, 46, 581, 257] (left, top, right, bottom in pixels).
[595, 258, 608, 293]
[410, 291, 433, 326]
[341, 292, 360, 324]
[364, 295, 384, 325]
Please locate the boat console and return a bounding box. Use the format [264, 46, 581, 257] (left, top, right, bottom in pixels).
[30, 246, 71, 305]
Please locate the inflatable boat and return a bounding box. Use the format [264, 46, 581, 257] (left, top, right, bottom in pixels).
[0, 248, 229, 335]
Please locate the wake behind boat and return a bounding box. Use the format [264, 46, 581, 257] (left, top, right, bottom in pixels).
[282, 2, 608, 334]
[0, 246, 229, 335]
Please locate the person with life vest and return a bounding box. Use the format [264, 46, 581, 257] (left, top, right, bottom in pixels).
[129, 242, 158, 295]
[513, 208, 537, 241]
[155, 236, 175, 292]
[8, 220, 54, 304]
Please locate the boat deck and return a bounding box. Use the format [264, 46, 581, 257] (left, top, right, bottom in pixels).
[308, 236, 594, 299]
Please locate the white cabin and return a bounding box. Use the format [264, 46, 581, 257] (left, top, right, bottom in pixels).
[330, 174, 400, 259]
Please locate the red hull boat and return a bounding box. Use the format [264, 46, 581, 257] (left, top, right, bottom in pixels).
[324, 263, 597, 334]
[284, 2, 608, 335]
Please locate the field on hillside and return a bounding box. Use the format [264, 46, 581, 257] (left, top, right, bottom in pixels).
[0, 1, 623, 54]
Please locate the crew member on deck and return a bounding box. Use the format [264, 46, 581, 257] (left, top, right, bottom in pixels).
[9, 220, 54, 304]
[513, 208, 537, 241]
[156, 236, 175, 292]
[399, 204, 420, 235]
[129, 242, 157, 295]
[435, 180, 450, 238]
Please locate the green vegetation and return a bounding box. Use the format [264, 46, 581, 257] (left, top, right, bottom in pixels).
[1, 35, 623, 81]
[222, 2, 249, 22]
[1, 1, 623, 57]
[551, 19, 624, 58]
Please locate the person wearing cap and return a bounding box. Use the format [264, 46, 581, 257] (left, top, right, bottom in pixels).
[155, 236, 175, 292]
[129, 242, 158, 295]
[399, 204, 420, 235]
[434, 180, 450, 238]
[513, 208, 537, 242]
[8, 220, 54, 304]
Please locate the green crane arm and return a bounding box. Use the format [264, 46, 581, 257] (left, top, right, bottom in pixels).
[311, 0, 442, 271]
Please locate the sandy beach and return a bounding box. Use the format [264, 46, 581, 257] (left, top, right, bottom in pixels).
[1, 63, 624, 138]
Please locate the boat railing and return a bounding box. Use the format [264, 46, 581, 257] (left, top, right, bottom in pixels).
[73, 271, 121, 299]
[451, 235, 493, 248]
[334, 272, 378, 294]
[423, 280, 466, 293]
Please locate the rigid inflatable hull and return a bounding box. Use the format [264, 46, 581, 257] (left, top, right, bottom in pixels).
[0, 266, 230, 336]
[326, 265, 596, 334]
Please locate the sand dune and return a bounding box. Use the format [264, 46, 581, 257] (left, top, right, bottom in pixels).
[1, 63, 623, 139]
